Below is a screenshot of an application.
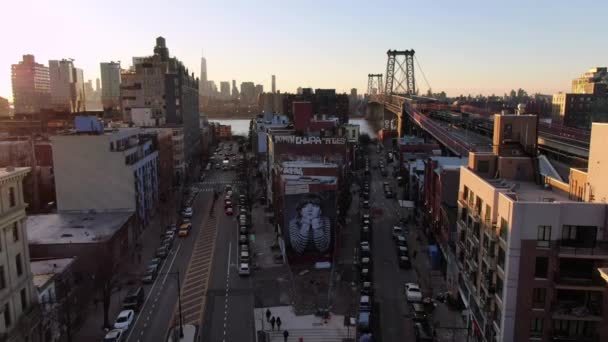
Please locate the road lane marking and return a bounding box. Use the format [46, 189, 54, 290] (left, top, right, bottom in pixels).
[126, 240, 183, 342]
[161, 243, 183, 285]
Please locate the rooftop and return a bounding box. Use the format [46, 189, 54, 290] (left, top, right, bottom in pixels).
[281, 161, 338, 168]
[27, 211, 134, 245]
[0, 167, 30, 179]
[503, 180, 571, 202]
[31, 257, 75, 289]
[429, 156, 468, 171]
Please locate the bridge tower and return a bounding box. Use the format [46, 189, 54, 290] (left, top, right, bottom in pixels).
[367, 74, 383, 95]
[384, 50, 416, 96]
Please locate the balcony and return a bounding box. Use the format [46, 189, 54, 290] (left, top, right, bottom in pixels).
[458, 191, 468, 206]
[482, 252, 497, 270]
[554, 272, 605, 291]
[552, 302, 602, 321]
[557, 240, 608, 259]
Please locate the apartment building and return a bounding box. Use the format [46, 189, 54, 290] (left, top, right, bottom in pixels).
[11, 55, 51, 114]
[0, 167, 39, 341]
[51, 117, 159, 230]
[456, 114, 608, 342]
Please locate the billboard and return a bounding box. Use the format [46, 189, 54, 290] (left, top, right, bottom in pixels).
[283, 190, 336, 260]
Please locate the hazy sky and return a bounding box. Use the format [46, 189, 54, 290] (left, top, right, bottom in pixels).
[2, 0, 607, 101]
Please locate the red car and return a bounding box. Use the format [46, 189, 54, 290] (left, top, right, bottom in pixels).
[225, 207, 234, 215]
[224, 199, 232, 208]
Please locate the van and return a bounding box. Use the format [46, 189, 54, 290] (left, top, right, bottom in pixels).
[357, 311, 371, 332]
[122, 287, 145, 312]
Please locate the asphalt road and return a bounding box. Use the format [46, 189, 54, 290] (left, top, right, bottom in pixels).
[202, 168, 255, 342]
[366, 147, 418, 342]
[125, 187, 213, 342]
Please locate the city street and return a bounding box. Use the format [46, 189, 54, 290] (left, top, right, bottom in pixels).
[365, 147, 417, 342]
[201, 163, 255, 342]
[126, 142, 246, 341]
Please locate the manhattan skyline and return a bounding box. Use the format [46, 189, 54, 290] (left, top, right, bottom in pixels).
[2, 0, 607, 101]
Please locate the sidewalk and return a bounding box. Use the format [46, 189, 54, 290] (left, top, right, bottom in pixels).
[407, 218, 468, 341]
[254, 305, 353, 342]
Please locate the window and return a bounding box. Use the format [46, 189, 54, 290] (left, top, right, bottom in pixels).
[485, 204, 491, 224]
[12, 223, 18, 242]
[20, 288, 27, 310]
[496, 276, 504, 298]
[534, 257, 548, 278]
[530, 318, 543, 336]
[478, 160, 489, 173]
[562, 225, 576, 240]
[537, 226, 551, 248]
[0, 266, 5, 289]
[8, 187, 15, 207]
[463, 186, 469, 201]
[15, 254, 22, 277]
[3, 304, 10, 328]
[497, 247, 506, 270]
[500, 218, 508, 241]
[532, 288, 546, 308]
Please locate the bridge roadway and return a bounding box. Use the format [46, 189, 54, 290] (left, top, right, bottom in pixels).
[370, 94, 590, 159]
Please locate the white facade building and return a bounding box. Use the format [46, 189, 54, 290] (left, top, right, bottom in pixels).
[51, 127, 159, 227]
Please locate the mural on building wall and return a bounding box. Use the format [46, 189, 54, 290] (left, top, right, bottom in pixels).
[283, 191, 335, 257]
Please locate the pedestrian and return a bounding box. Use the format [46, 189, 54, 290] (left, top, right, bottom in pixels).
[270, 316, 276, 330]
[265, 308, 271, 322]
[283, 330, 289, 342]
[276, 316, 282, 330]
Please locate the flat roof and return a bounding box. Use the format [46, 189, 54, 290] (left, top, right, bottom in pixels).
[27, 211, 134, 245]
[429, 156, 468, 170]
[507, 180, 572, 202]
[0, 167, 30, 179]
[31, 258, 75, 288]
[281, 161, 338, 168]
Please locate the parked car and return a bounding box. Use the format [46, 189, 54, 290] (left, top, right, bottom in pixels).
[361, 281, 373, 295]
[162, 237, 173, 250]
[224, 199, 232, 208]
[397, 245, 409, 257]
[182, 207, 193, 218]
[142, 264, 159, 284]
[103, 329, 124, 342]
[166, 224, 177, 233]
[360, 256, 371, 269]
[225, 207, 234, 215]
[359, 295, 372, 311]
[362, 200, 370, 209]
[240, 251, 250, 263]
[156, 246, 168, 259]
[239, 234, 248, 245]
[178, 223, 192, 237]
[357, 311, 371, 333]
[148, 258, 162, 269]
[399, 255, 412, 269]
[395, 235, 408, 247]
[385, 190, 394, 198]
[122, 287, 145, 312]
[360, 268, 371, 281]
[165, 231, 176, 241]
[238, 263, 250, 276]
[411, 302, 428, 322]
[392, 226, 403, 239]
[239, 225, 248, 234]
[405, 283, 423, 302]
[113, 310, 135, 331]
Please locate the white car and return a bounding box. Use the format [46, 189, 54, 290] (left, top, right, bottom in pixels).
[238, 263, 250, 276]
[405, 283, 422, 302]
[103, 329, 124, 341]
[182, 207, 193, 218]
[113, 310, 135, 331]
[392, 226, 403, 239]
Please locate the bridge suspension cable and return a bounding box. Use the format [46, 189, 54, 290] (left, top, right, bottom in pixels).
[414, 55, 432, 95]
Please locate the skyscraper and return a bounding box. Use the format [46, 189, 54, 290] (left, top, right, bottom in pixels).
[95, 78, 101, 92]
[100, 61, 122, 111]
[272, 74, 276, 94]
[232, 80, 239, 99]
[200, 53, 208, 97]
[220, 81, 230, 99]
[49, 59, 86, 112]
[11, 54, 51, 114]
[240, 82, 256, 104]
